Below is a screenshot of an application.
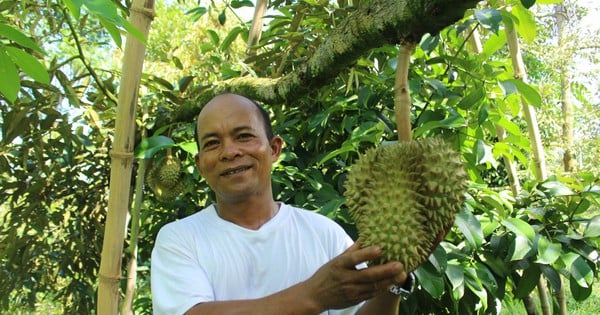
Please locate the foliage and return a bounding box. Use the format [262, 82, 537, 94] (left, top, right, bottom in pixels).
[0, 0, 599, 314]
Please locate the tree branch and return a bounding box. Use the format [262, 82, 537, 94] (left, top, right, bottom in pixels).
[167, 0, 479, 125]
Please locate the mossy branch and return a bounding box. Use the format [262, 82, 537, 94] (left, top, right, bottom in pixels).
[165, 0, 479, 126]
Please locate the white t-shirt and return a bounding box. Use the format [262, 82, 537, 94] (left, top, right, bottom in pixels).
[151, 203, 362, 315]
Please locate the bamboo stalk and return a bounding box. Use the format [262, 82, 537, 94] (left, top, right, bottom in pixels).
[246, 0, 269, 57]
[120, 158, 149, 315]
[97, 1, 155, 314]
[505, 13, 553, 315]
[394, 43, 416, 142]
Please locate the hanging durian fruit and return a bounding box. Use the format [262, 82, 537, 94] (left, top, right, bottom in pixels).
[343, 138, 468, 272]
[147, 154, 186, 201]
[343, 43, 468, 273]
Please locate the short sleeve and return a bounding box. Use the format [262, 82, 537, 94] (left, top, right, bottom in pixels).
[151, 224, 214, 315]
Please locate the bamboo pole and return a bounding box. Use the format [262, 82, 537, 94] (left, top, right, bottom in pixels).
[246, 0, 269, 57]
[505, 14, 553, 315]
[97, 1, 155, 314]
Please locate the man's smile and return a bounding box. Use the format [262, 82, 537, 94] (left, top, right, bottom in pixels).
[220, 165, 252, 176]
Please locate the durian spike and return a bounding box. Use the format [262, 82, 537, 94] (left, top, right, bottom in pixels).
[394, 43, 416, 143]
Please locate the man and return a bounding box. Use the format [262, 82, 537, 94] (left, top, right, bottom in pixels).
[151, 93, 410, 314]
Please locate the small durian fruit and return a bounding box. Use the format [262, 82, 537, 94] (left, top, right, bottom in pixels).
[343, 137, 467, 272]
[158, 156, 182, 189]
[146, 156, 185, 201]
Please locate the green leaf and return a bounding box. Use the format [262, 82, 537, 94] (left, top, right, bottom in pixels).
[569, 273, 592, 301]
[506, 79, 542, 107]
[186, 6, 208, 22]
[510, 234, 532, 261]
[98, 16, 122, 47]
[464, 267, 488, 310]
[499, 80, 518, 96]
[474, 261, 498, 293]
[121, 17, 147, 45]
[445, 263, 465, 298]
[220, 26, 242, 51]
[514, 264, 541, 298]
[0, 47, 20, 102]
[483, 30, 506, 58]
[415, 263, 445, 298]
[63, 0, 83, 19]
[413, 115, 467, 137]
[83, 0, 118, 23]
[0, 24, 44, 53]
[570, 256, 593, 288]
[206, 30, 220, 46]
[455, 207, 483, 249]
[424, 78, 447, 97]
[134, 136, 175, 158]
[540, 265, 562, 293]
[218, 10, 227, 25]
[458, 86, 485, 110]
[512, 4, 537, 42]
[473, 139, 495, 166]
[5, 46, 50, 84]
[535, 236, 561, 264]
[520, 0, 536, 9]
[503, 217, 535, 241]
[474, 9, 502, 34]
[428, 246, 447, 272]
[177, 141, 198, 155]
[583, 215, 600, 238]
[540, 180, 575, 196]
[230, 0, 254, 9]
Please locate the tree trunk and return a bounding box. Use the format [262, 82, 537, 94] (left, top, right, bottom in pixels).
[97, 1, 155, 314]
[555, 3, 576, 174]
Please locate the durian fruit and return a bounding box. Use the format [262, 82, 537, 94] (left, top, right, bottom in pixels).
[147, 155, 186, 201]
[343, 137, 468, 272]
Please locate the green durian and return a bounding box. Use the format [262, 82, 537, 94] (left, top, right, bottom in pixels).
[343, 137, 468, 272]
[147, 156, 186, 201]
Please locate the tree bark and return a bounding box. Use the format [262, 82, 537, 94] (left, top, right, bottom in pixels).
[97, 1, 155, 314]
[555, 3, 576, 174]
[166, 0, 479, 125]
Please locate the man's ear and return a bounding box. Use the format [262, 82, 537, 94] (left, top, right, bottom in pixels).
[270, 135, 284, 161]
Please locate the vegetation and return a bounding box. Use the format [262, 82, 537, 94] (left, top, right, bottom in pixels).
[1, 0, 598, 314]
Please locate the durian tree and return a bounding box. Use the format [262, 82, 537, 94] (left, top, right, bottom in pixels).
[1, 0, 600, 314]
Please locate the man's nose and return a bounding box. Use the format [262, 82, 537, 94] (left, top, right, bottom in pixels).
[219, 140, 242, 161]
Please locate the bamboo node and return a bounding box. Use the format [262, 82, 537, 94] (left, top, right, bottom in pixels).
[98, 272, 122, 284]
[131, 5, 156, 20]
[110, 150, 134, 160]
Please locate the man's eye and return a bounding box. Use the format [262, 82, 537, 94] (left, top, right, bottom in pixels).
[203, 140, 218, 148]
[238, 133, 254, 139]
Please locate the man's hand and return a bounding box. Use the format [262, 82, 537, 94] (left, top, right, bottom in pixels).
[301, 242, 407, 312]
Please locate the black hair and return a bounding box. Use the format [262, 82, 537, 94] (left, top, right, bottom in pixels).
[194, 93, 275, 153]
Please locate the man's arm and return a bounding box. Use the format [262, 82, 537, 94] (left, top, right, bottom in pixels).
[185, 243, 406, 315]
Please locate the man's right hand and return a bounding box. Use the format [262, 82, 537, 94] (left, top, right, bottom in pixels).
[300, 242, 407, 312]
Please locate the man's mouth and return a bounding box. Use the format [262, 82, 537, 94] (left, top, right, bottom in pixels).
[221, 166, 251, 176]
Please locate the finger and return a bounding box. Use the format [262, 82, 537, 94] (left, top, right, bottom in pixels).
[340, 245, 382, 268]
[356, 262, 405, 284]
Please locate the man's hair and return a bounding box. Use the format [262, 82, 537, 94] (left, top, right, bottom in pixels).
[194, 93, 275, 153]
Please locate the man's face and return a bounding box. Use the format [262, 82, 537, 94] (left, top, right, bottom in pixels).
[194, 94, 282, 203]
